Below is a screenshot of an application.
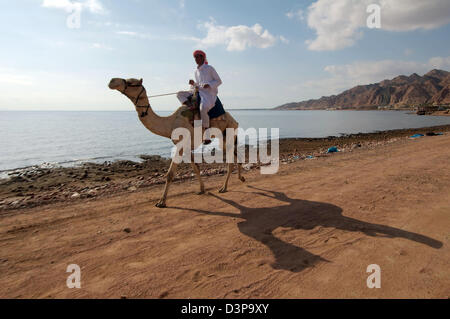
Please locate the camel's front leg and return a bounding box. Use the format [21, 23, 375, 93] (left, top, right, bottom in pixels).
[219, 163, 233, 193]
[156, 159, 178, 208]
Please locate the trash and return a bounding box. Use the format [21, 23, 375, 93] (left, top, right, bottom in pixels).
[306, 155, 315, 159]
[410, 134, 424, 138]
[426, 132, 444, 136]
[326, 146, 339, 153]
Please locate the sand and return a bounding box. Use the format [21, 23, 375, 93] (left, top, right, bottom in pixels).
[0, 130, 449, 298]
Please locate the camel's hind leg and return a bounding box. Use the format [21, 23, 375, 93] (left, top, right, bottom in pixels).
[156, 159, 178, 208]
[218, 131, 246, 193]
[237, 163, 245, 182]
[219, 163, 245, 193]
[190, 160, 205, 194]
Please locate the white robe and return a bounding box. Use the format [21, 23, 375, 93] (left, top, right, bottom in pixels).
[177, 64, 222, 128]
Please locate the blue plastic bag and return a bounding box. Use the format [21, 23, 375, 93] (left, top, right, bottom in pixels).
[327, 146, 339, 153]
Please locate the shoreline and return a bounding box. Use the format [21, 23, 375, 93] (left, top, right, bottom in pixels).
[1, 124, 449, 211]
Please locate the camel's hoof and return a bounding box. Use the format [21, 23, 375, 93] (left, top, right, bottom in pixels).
[239, 176, 246, 182]
[155, 202, 166, 208]
[196, 190, 205, 195]
[218, 188, 227, 193]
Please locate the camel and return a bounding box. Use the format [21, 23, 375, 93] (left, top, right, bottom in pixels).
[108, 78, 245, 208]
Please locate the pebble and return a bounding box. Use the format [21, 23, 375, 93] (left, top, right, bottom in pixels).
[71, 192, 80, 198]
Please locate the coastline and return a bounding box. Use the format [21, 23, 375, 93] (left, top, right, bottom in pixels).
[1, 124, 449, 211]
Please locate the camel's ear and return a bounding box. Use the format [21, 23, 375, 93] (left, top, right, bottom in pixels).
[139, 78, 143, 85]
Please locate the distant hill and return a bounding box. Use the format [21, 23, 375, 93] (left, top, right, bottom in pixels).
[274, 69, 450, 110]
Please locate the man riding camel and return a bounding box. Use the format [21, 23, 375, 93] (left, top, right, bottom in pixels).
[177, 50, 222, 144]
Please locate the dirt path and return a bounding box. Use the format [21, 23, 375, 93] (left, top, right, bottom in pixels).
[0, 134, 449, 298]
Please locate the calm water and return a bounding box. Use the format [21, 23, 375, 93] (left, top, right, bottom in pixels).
[1, 110, 450, 172]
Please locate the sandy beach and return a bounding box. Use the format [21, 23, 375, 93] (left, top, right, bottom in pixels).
[0, 125, 449, 298]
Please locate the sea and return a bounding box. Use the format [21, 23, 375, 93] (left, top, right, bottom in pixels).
[1, 110, 450, 175]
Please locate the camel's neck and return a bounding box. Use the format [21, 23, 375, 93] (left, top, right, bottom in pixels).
[127, 89, 173, 139]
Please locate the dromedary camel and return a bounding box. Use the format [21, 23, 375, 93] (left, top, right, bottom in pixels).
[108, 78, 245, 208]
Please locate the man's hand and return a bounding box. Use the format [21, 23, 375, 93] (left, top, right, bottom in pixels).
[189, 79, 195, 86]
[203, 84, 210, 89]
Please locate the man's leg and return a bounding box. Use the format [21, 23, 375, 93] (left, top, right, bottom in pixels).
[200, 101, 211, 128]
[200, 101, 215, 144]
[177, 91, 192, 105]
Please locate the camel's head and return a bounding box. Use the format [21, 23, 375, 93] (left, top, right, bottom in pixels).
[108, 77, 143, 92]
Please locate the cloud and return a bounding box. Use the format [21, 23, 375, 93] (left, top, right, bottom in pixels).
[42, 0, 105, 14]
[306, 0, 450, 51]
[195, 19, 284, 51]
[297, 56, 450, 98]
[91, 43, 114, 50]
[116, 31, 137, 36]
[279, 36, 290, 44]
[116, 31, 157, 40]
[286, 9, 304, 20]
[114, 19, 288, 51]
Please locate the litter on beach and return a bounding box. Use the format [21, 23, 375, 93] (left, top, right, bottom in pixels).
[327, 146, 339, 153]
[410, 134, 424, 138]
[426, 132, 444, 136]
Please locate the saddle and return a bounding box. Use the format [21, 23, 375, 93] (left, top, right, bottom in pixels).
[181, 91, 226, 126]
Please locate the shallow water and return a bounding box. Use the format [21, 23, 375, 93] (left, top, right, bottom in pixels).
[1, 110, 449, 172]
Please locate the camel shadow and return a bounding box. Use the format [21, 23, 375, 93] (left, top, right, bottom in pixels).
[169, 185, 443, 273]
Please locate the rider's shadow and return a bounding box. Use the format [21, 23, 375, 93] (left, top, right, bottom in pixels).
[170, 185, 443, 273]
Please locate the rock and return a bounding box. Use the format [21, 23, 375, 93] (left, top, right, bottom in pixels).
[140, 154, 162, 161]
[71, 192, 80, 198]
[87, 189, 97, 197]
[128, 186, 137, 191]
[123, 228, 131, 233]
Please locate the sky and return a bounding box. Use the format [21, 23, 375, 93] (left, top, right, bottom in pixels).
[0, 0, 450, 111]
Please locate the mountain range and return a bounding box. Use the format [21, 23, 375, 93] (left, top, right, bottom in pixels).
[275, 69, 450, 110]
